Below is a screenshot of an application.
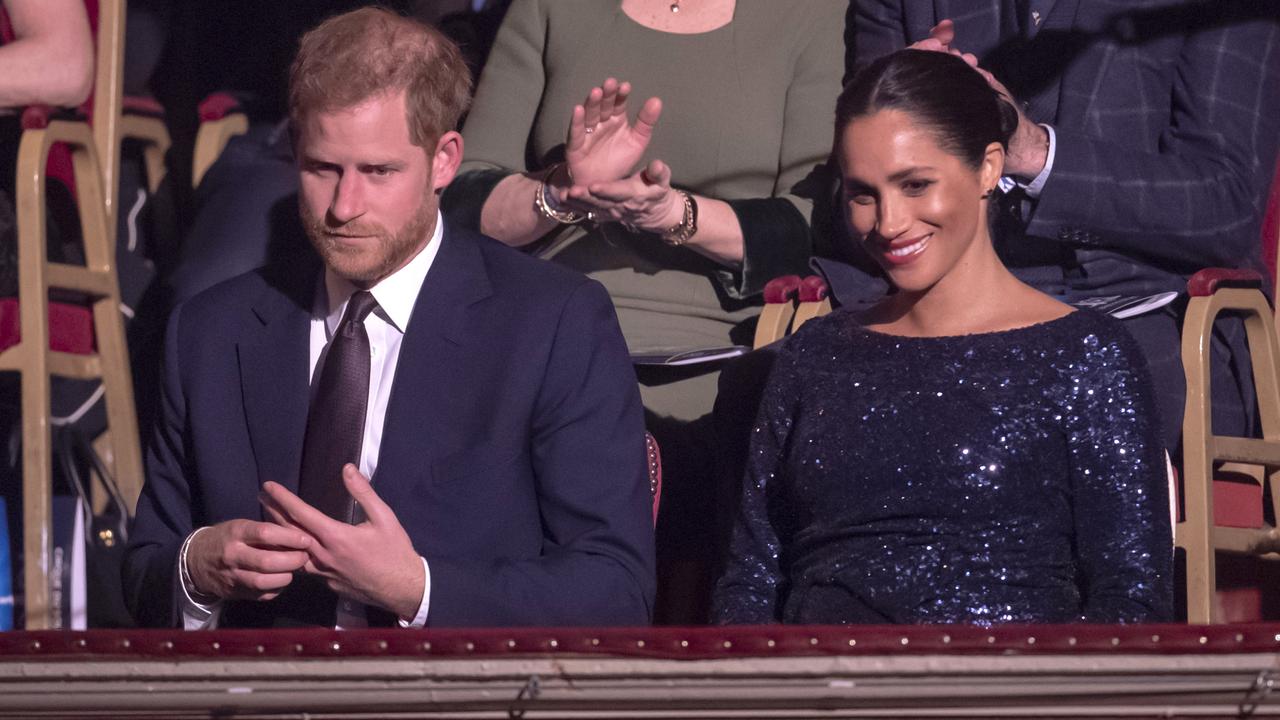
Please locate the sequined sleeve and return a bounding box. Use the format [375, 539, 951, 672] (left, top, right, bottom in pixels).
[1061, 324, 1174, 622]
[712, 343, 802, 624]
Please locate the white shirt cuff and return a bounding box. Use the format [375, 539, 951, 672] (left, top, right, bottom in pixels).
[177, 527, 223, 630]
[398, 556, 431, 628]
[1021, 124, 1056, 198]
[998, 124, 1056, 199]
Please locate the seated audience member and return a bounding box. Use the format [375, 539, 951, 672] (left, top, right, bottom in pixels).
[0, 0, 93, 293]
[0, 0, 92, 110]
[713, 51, 1172, 625]
[123, 8, 655, 629]
[842, 2, 1280, 451]
[442, 0, 844, 623]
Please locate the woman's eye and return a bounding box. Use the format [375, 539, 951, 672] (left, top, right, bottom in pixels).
[903, 180, 932, 195]
[848, 192, 875, 206]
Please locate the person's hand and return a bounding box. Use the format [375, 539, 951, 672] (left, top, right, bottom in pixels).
[909, 19, 955, 52]
[564, 159, 684, 234]
[260, 465, 425, 620]
[564, 77, 663, 188]
[983, 71, 1050, 178]
[908, 20, 1048, 178]
[185, 519, 312, 602]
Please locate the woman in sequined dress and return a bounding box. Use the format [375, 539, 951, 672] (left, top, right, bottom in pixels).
[712, 50, 1173, 625]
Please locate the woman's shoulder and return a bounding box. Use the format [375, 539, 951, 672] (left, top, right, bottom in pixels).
[732, 0, 845, 44]
[1045, 308, 1146, 355]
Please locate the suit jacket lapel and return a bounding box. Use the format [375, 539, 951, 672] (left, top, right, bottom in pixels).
[239, 267, 316, 502]
[376, 224, 493, 488]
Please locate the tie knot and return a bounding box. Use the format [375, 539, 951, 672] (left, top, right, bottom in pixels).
[345, 291, 378, 325]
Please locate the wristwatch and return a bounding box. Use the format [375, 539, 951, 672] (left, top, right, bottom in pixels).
[661, 190, 698, 246]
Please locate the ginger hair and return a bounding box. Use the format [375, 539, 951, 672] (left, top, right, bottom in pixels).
[289, 7, 471, 148]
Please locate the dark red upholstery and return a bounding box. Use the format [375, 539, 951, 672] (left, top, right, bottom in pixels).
[1, 624, 1279, 662]
[1186, 268, 1264, 297]
[645, 431, 661, 526]
[197, 92, 243, 123]
[798, 275, 829, 303]
[0, 298, 95, 355]
[763, 275, 802, 304]
[122, 95, 165, 117]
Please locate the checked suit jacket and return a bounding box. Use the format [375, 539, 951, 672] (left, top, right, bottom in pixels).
[846, 0, 1280, 299]
[123, 223, 656, 628]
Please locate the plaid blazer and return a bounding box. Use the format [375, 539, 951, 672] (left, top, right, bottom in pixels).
[846, 0, 1280, 298]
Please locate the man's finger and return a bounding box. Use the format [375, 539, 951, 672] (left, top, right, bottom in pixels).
[239, 518, 311, 551]
[236, 545, 310, 574]
[259, 498, 309, 539]
[341, 464, 396, 527]
[233, 568, 299, 593]
[260, 480, 343, 542]
[929, 19, 955, 45]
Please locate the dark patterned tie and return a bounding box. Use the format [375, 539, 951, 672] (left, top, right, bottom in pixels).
[298, 290, 379, 522]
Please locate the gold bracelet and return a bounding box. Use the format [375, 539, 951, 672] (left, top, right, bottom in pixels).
[660, 190, 698, 246]
[534, 164, 587, 225]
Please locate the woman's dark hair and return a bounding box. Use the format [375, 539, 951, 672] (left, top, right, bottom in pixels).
[836, 50, 1019, 169]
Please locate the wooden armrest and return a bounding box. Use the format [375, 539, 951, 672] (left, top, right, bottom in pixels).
[798, 275, 829, 303]
[763, 275, 802, 304]
[1187, 268, 1263, 297]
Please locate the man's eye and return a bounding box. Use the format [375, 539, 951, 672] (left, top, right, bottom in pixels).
[370, 167, 394, 177]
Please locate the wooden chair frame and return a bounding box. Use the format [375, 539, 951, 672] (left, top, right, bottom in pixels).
[1, 120, 142, 629]
[1177, 285, 1280, 624]
[0, 0, 144, 629]
[191, 112, 247, 189]
[118, 112, 169, 194]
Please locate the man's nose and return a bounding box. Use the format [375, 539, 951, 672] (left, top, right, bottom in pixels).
[330, 175, 365, 223]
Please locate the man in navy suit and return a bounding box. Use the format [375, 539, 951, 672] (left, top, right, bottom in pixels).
[123, 8, 655, 628]
[840, 1, 1280, 448]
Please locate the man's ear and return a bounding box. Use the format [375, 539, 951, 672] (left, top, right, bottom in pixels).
[430, 130, 464, 192]
[980, 141, 1005, 193]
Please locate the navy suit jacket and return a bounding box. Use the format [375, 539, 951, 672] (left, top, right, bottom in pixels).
[124, 223, 656, 627]
[846, 0, 1280, 299]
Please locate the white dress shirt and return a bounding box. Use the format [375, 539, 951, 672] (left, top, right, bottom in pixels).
[179, 213, 444, 630]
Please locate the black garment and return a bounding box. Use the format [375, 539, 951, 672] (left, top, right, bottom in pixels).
[713, 309, 1173, 625]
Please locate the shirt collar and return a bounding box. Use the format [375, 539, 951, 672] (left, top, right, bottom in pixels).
[321, 210, 444, 334]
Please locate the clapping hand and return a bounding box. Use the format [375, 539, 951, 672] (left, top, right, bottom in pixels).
[565, 77, 663, 187]
[565, 158, 684, 234]
[260, 464, 425, 620]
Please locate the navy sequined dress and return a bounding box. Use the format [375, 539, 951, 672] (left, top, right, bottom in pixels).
[713, 309, 1173, 625]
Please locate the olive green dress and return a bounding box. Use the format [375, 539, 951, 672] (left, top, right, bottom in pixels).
[445, 0, 844, 423]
